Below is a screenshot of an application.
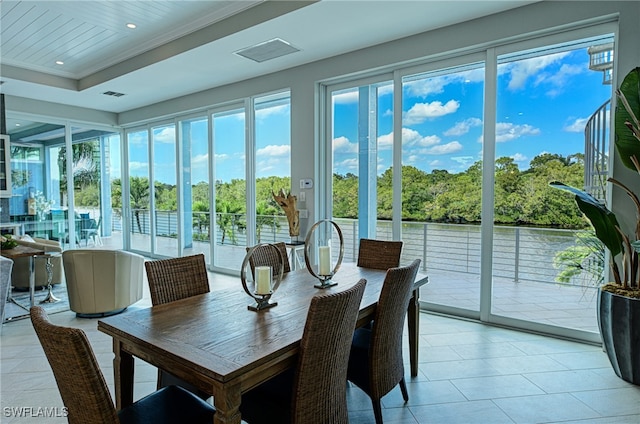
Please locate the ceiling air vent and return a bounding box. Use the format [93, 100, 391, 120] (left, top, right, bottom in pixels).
[234, 38, 300, 63]
[103, 91, 126, 97]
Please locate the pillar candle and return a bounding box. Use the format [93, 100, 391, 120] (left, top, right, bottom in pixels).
[255, 266, 272, 295]
[318, 246, 331, 275]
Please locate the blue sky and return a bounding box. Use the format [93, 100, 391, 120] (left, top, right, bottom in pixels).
[333, 42, 613, 176]
[118, 38, 613, 184]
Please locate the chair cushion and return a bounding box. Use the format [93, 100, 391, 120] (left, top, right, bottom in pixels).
[117, 385, 214, 424]
[240, 368, 294, 424]
[346, 327, 372, 394]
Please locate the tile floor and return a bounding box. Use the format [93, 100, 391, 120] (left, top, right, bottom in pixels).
[1, 272, 639, 424]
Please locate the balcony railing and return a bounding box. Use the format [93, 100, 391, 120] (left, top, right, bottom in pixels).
[104, 209, 595, 290]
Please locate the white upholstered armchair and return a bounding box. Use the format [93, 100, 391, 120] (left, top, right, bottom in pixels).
[62, 249, 145, 317]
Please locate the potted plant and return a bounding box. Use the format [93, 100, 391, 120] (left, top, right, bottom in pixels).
[551, 66, 640, 384]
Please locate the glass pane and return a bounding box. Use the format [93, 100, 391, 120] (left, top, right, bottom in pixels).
[212, 107, 246, 270]
[152, 124, 177, 257]
[180, 117, 210, 262]
[9, 121, 59, 237]
[331, 81, 393, 263]
[402, 63, 485, 313]
[493, 35, 613, 332]
[255, 92, 291, 244]
[128, 129, 151, 253]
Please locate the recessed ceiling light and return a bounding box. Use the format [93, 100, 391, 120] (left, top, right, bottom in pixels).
[126, 23, 136, 29]
[55, 60, 64, 65]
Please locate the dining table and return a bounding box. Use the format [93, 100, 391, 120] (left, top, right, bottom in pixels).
[98, 262, 429, 424]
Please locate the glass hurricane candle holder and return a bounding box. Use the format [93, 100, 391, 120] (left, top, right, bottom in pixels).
[304, 219, 344, 289]
[241, 243, 285, 311]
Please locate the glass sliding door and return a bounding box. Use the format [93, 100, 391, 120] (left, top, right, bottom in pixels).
[53, 125, 121, 250]
[211, 92, 292, 272]
[127, 129, 151, 253]
[151, 123, 178, 257]
[212, 106, 246, 270]
[492, 34, 614, 334]
[330, 79, 393, 263]
[401, 61, 485, 315]
[179, 116, 210, 262]
[254, 92, 291, 244]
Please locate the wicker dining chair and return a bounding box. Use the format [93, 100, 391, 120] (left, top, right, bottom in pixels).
[144, 253, 210, 305]
[246, 242, 291, 277]
[356, 238, 403, 270]
[30, 306, 215, 424]
[347, 259, 421, 424]
[144, 254, 211, 398]
[240, 279, 367, 424]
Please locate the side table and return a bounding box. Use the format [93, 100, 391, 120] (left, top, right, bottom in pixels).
[285, 242, 306, 271]
[0, 245, 46, 314]
[35, 252, 62, 303]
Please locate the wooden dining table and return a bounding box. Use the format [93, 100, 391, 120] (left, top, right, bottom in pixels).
[98, 263, 428, 424]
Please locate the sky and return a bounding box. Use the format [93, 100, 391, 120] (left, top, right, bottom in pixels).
[333, 37, 614, 176]
[118, 35, 614, 185]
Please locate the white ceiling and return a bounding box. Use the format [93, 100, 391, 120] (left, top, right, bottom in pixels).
[1, 0, 536, 116]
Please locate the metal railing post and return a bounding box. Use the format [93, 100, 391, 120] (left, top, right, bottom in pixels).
[514, 227, 520, 283]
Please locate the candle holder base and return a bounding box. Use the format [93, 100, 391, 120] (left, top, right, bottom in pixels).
[248, 299, 278, 311]
[314, 277, 338, 289]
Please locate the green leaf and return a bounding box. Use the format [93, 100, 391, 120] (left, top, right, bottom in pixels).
[615, 67, 640, 170]
[549, 182, 623, 257]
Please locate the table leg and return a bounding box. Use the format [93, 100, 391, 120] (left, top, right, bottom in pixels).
[212, 380, 241, 424]
[113, 339, 134, 410]
[28, 256, 35, 308]
[407, 287, 420, 377]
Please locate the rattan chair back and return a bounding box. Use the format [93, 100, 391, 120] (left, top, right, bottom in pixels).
[247, 242, 291, 277]
[356, 239, 403, 270]
[291, 278, 366, 424]
[369, 259, 420, 398]
[145, 254, 210, 306]
[30, 306, 119, 424]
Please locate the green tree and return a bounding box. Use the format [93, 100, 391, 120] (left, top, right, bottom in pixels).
[129, 177, 150, 233]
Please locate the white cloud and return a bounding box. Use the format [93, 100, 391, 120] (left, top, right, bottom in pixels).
[444, 117, 483, 136]
[502, 52, 570, 91]
[257, 144, 290, 157]
[399, 128, 441, 147]
[192, 153, 209, 165]
[511, 153, 528, 162]
[153, 127, 175, 143]
[495, 122, 540, 143]
[403, 100, 459, 125]
[429, 159, 442, 167]
[405, 155, 420, 164]
[451, 156, 475, 168]
[335, 158, 358, 171]
[377, 133, 393, 150]
[425, 141, 463, 155]
[129, 162, 148, 175]
[256, 104, 290, 119]
[214, 153, 229, 161]
[403, 70, 482, 98]
[535, 63, 583, 97]
[333, 136, 357, 153]
[564, 117, 589, 133]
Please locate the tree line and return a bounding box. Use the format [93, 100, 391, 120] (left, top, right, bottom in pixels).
[81, 152, 590, 231]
